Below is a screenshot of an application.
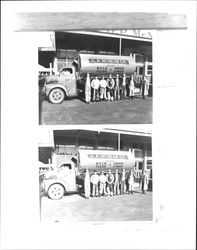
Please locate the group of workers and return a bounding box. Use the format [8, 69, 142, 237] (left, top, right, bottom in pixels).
[84, 73, 149, 104]
[83, 168, 149, 199]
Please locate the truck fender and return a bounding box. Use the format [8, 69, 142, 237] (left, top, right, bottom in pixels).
[43, 179, 68, 193]
[46, 83, 69, 97]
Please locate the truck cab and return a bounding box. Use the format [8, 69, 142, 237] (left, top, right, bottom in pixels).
[41, 65, 78, 104]
[41, 161, 79, 200]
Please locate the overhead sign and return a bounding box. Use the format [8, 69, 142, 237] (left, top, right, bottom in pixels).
[101, 30, 152, 39]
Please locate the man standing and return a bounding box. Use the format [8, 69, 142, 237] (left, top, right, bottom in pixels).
[91, 76, 100, 102]
[113, 169, 120, 195]
[106, 169, 114, 196]
[99, 76, 107, 101]
[120, 169, 126, 195]
[114, 74, 120, 101]
[121, 73, 127, 100]
[85, 73, 91, 104]
[107, 74, 115, 101]
[99, 171, 107, 196]
[129, 74, 135, 100]
[141, 75, 149, 99]
[140, 170, 149, 194]
[128, 170, 135, 194]
[90, 170, 99, 197]
[84, 168, 90, 199]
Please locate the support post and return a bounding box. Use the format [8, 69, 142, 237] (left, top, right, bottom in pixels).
[119, 37, 122, 56]
[118, 133, 120, 151]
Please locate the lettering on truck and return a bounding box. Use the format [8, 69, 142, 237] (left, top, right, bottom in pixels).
[88, 154, 129, 160]
[88, 59, 130, 64]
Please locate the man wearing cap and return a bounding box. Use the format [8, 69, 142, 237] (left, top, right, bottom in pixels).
[120, 169, 126, 195]
[106, 169, 114, 196]
[91, 76, 100, 102]
[99, 171, 107, 196]
[113, 169, 120, 195]
[90, 170, 99, 197]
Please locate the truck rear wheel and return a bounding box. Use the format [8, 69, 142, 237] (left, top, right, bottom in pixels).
[48, 183, 65, 200]
[49, 88, 65, 104]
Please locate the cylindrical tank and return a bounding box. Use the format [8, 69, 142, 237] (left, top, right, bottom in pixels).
[79, 54, 137, 77]
[77, 149, 135, 173]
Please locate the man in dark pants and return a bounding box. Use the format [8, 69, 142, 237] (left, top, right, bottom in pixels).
[140, 170, 149, 194]
[120, 169, 126, 195]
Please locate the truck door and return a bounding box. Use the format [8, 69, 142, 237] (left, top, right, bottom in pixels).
[59, 67, 77, 96]
[59, 163, 77, 192]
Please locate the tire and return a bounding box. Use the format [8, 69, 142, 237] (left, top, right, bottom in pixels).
[48, 183, 65, 200]
[49, 88, 65, 104]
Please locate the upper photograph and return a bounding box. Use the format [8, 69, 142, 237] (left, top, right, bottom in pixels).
[39, 30, 152, 125]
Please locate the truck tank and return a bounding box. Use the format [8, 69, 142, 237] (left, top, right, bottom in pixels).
[76, 149, 135, 173]
[79, 54, 137, 77]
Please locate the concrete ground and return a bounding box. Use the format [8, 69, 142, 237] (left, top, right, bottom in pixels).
[41, 190, 152, 223]
[40, 96, 152, 125]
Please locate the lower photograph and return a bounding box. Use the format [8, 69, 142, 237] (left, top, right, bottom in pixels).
[39, 126, 152, 223]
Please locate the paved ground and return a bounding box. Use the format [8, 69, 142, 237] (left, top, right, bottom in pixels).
[41, 190, 152, 223]
[40, 96, 152, 125]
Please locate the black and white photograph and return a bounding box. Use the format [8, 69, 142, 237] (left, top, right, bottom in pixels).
[1, 1, 196, 250]
[38, 30, 152, 125]
[39, 126, 152, 222]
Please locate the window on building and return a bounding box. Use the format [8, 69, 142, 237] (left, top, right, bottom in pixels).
[139, 67, 144, 75]
[138, 162, 143, 170]
[78, 137, 95, 149]
[147, 160, 152, 169]
[97, 146, 115, 150]
[134, 149, 143, 159]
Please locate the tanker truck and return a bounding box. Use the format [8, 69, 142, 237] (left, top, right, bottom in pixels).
[39, 54, 142, 104]
[40, 149, 136, 200]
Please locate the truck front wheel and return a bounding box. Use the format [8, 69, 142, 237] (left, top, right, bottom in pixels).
[49, 88, 65, 104]
[48, 183, 65, 200]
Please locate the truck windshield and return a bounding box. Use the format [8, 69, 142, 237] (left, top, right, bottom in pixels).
[61, 68, 73, 74]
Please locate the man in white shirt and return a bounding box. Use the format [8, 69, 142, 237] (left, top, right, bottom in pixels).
[90, 170, 99, 197]
[99, 76, 107, 101]
[91, 76, 100, 102]
[99, 171, 107, 196]
[107, 74, 115, 101]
